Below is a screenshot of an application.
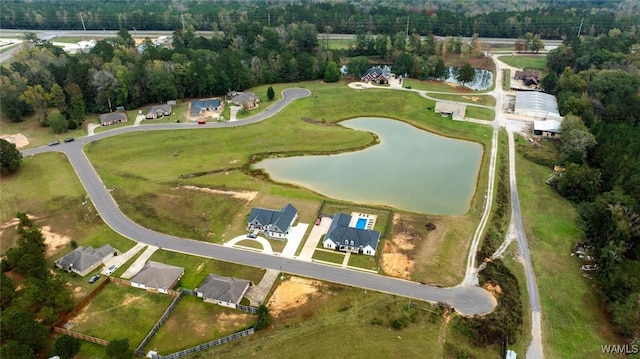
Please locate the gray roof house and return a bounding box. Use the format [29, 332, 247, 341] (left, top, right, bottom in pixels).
[146, 104, 172, 119]
[322, 213, 381, 256]
[361, 66, 391, 84]
[98, 112, 128, 126]
[247, 203, 298, 240]
[190, 98, 221, 116]
[231, 92, 260, 109]
[130, 261, 184, 294]
[55, 244, 117, 277]
[195, 274, 252, 308]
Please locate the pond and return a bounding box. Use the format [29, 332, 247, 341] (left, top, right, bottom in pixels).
[254, 118, 483, 215]
[444, 67, 493, 90]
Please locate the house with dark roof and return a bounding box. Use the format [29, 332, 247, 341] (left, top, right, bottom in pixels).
[146, 104, 172, 119]
[514, 70, 540, 87]
[98, 112, 128, 126]
[195, 274, 252, 308]
[231, 92, 260, 109]
[322, 213, 381, 256]
[360, 66, 392, 84]
[55, 244, 117, 277]
[130, 261, 184, 294]
[190, 98, 221, 117]
[247, 203, 298, 240]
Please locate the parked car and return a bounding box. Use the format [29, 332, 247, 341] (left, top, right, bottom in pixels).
[315, 217, 322, 225]
[89, 274, 100, 283]
[63, 137, 74, 143]
[48, 140, 60, 146]
[405, 86, 412, 89]
[247, 233, 257, 239]
[105, 264, 118, 275]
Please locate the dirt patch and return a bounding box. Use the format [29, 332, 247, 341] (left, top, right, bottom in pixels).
[462, 96, 480, 102]
[267, 277, 322, 317]
[179, 185, 258, 202]
[381, 214, 416, 279]
[41, 226, 72, 257]
[0, 134, 29, 148]
[483, 282, 503, 297]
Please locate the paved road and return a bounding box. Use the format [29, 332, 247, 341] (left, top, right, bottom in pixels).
[21, 87, 496, 316]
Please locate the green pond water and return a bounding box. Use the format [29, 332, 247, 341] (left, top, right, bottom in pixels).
[254, 117, 483, 214]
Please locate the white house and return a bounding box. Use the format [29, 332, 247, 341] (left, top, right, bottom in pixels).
[322, 213, 380, 256]
[247, 203, 298, 240]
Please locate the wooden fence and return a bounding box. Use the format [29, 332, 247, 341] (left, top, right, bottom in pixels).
[53, 327, 109, 346]
[54, 277, 110, 327]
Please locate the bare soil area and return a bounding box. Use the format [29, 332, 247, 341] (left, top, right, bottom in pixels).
[0, 134, 29, 148]
[381, 214, 417, 279]
[180, 185, 258, 202]
[267, 276, 323, 318]
[0, 216, 69, 257]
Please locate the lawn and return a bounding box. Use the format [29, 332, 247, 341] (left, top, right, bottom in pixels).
[466, 106, 495, 121]
[402, 78, 472, 92]
[498, 55, 547, 70]
[312, 249, 345, 264]
[428, 93, 496, 107]
[147, 295, 255, 355]
[0, 152, 133, 257]
[0, 113, 86, 149]
[70, 283, 175, 345]
[503, 69, 511, 90]
[148, 250, 266, 290]
[516, 142, 624, 358]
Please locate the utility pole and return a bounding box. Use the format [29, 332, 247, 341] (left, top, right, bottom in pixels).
[181, 13, 185, 31]
[577, 17, 584, 37]
[80, 12, 86, 32]
[268, 12, 271, 28]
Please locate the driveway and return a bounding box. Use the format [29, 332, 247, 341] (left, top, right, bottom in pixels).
[224, 235, 274, 255]
[298, 216, 332, 261]
[281, 223, 308, 258]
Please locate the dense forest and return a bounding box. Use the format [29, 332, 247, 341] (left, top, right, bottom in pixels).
[1, 0, 639, 39]
[542, 29, 640, 342]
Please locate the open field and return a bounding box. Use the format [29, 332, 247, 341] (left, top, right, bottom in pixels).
[402, 78, 473, 92]
[428, 93, 496, 107]
[0, 152, 133, 257]
[0, 113, 86, 149]
[69, 283, 175, 345]
[466, 106, 495, 121]
[498, 55, 547, 70]
[147, 294, 255, 355]
[187, 277, 499, 358]
[515, 138, 624, 358]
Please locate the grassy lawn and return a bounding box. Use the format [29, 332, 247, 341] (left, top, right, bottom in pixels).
[70, 283, 175, 345]
[323, 38, 353, 50]
[147, 295, 255, 355]
[503, 69, 511, 90]
[428, 93, 496, 107]
[498, 55, 547, 70]
[0, 114, 86, 149]
[466, 106, 495, 121]
[516, 142, 624, 358]
[53, 37, 83, 43]
[502, 242, 533, 356]
[347, 252, 378, 270]
[402, 78, 471, 92]
[148, 250, 265, 289]
[312, 249, 345, 264]
[0, 152, 133, 257]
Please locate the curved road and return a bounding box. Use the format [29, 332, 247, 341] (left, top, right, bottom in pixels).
[22, 88, 496, 316]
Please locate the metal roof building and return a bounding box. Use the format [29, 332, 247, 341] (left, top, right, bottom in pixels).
[514, 91, 560, 118]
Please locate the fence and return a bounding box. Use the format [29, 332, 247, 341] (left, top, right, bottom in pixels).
[181, 289, 257, 314]
[150, 328, 255, 359]
[54, 277, 110, 327]
[136, 291, 185, 356]
[53, 327, 109, 346]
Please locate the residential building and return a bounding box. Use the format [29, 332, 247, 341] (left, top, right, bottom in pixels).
[98, 112, 128, 126]
[230, 92, 260, 109]
[195, 274, 252, 308]
[146, 104, 172, 119]
[322, 213, 380, 256]
[360, 66, 392, 84]
[130, 261, 184, 294]
[247, 203, 298, 240]
[55, 244, 117, 277]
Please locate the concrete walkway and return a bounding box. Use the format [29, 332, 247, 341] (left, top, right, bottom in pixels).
[224, 235, 274, 255]
[298, 217, 332, 261]
[341, 252, 351, 268]
[87, 123, 100, 136]
[133, 114, 145, 126]
[101, 242, 146, 275]
[281, 223, 308, 258]
[244, 268, 280, 306]
[120, 245, 159, 279]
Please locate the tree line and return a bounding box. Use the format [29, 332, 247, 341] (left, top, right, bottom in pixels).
[541, 29, 640, 342]
[1, 0, 638, 39]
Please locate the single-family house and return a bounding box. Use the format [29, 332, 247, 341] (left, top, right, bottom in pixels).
[146, 104, 172, 119]
[130, 261, 184, 294]
[434, 102, 467, 121]
[190, 98, 221, 117]
[247, 203, 298, 240]
[322, 213, 381, 256]
[55, 244, 117, 277]
[98, 112, 128, 126]
[195, 274, 252, 308]
[361, 66, 392, 84]
[231, 92, 260, 109]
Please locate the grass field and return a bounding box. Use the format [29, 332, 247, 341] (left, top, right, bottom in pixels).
[147, 295, 255, 355]
[70, 283, 175, 345]
[466, 106, 495, 121]
[498, 55, 547, 70]
[428, 93, 496, 107]
[503, 69, 511, 90]
[515, 138, 623, 358]
[312, 249, 345, 264]
[402, 78, 472, 92]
